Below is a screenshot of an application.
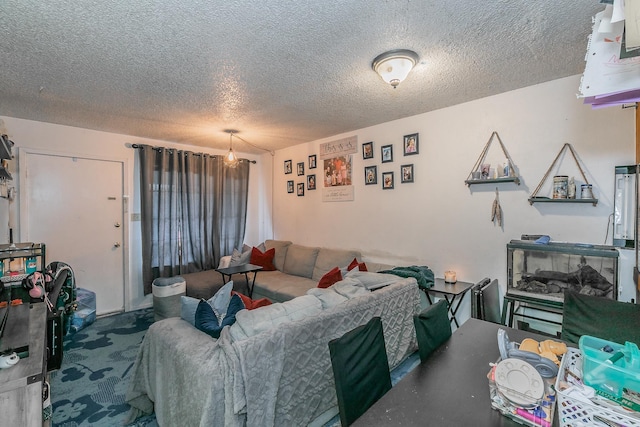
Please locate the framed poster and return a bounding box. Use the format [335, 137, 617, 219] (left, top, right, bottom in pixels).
[401, 164, 414, 183]
[403, 133, 419, 155]
[362, 141, 374, 159]
[382, 171, 394, 189]
[364, 165, 377, 185]
[381, 145, 393, 163]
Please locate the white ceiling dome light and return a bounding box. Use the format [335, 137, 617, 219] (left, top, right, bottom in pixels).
[372, 49, 419, 89]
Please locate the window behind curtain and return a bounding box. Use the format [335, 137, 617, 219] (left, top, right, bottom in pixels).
[138, 146, 249, 294]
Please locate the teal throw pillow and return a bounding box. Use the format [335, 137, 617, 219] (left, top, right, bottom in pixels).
[195, 294, 245, 339]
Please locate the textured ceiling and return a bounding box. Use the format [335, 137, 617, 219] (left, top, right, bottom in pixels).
[0, 1, 603, 154]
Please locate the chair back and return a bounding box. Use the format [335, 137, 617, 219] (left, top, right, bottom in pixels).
[472, 278, 502, 325]
[561, 290, 640, 345]
[413, 299, 452, 362]
[328, 316, 391, 426]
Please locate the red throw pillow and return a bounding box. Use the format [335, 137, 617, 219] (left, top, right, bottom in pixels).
[232, 291, 272, 310]
[317, 266, 342, 289]
[347, 258, 368, 272]
[250, 247, 276, 271]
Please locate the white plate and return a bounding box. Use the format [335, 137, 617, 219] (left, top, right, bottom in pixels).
[495, 358, 544, 408]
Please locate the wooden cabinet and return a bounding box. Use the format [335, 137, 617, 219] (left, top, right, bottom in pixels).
[0, 303, 48, 426]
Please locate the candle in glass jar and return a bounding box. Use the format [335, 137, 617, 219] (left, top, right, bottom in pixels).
[444, 271, 457, 283]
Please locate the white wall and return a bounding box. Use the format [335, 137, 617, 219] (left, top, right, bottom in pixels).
[271, 75, 636, 320]
[0, 74, 635, 318]
[0, 117, 270, 311]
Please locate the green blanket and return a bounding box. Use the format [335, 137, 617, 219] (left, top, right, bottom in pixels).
[379, 266, 434, 290]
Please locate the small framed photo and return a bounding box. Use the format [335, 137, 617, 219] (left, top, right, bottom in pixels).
[297, 162, 305, 176]
[287, 180, 294, 193]
[381, 145, 393, 163]
[401, 164, 414, 183]
[403, 133, 419, 156]
[362, 141, 374, 159]
[307, 174, 316, 190]
[382, 171, 394, 189]
[284, 160, 293, 174]
[297, 182, 305, 196]
[364, 165, 377, 185]
[309, 154, 317, 169]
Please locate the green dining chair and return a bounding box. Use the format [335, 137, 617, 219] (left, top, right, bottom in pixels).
[328, 316, 392, 426]
[413, 299, 452, 362]
[561, 290, 640, 345]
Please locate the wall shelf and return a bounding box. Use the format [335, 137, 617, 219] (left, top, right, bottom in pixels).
[465, 131, 520, 186]
[528, 197, 598, 206]
[465, 177, 521, 186]
[528, 143, 597, 206]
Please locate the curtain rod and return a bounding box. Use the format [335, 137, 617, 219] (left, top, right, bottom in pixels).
[129, 143, 256, 164]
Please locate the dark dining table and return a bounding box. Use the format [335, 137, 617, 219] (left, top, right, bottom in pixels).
[353, 318, 559, 426]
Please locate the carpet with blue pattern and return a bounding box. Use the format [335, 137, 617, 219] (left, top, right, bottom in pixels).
[50, 307, 419, 427]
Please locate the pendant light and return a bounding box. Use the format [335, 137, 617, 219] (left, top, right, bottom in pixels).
[224, 129, 239, 168]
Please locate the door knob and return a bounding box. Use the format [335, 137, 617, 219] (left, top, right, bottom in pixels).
[114, 222, 121, 228]
[114, 242, 121, 248]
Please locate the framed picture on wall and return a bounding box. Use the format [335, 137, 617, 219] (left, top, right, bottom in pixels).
[401, 164, 414, 183]
[364, 165, 377, 185]
[403, 133, 419, 156]
[284, 160, 293, 174]
[382, 171, 394, 189]
[297, 182, 305, 196]
[309, 154, 317, 169]
[362, 141, 374, 159]
[381, 145, 393, 163]
[297, 162, 305, 176]
[287, 180, 294, 193]
[307, 174, 316, 190]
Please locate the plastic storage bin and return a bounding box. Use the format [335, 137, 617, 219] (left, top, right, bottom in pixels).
[556, 348, 640, 426]
[580, 335, 640, 411]
[69, 288, 96, 332]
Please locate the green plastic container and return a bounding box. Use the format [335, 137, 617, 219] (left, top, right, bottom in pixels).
[580, 335, 640, 411]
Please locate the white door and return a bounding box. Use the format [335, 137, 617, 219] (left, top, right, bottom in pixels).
[21, 151, 125, 315]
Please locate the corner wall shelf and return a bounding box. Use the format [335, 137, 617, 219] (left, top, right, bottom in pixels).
[528, 143, 597, 206]
[465, 131, 520, 186]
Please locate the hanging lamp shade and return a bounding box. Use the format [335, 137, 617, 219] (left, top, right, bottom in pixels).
[224, 130, 239, 168]
[372, 49, 419, 88]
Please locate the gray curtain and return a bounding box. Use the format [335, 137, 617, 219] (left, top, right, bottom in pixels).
[138, 145, 249, 294]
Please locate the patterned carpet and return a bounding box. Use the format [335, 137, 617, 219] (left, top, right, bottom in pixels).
[51, 308, 158, 427]
[50, 307, 419, 427]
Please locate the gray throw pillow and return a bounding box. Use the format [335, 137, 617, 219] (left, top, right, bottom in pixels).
[229, 248, 252, 266]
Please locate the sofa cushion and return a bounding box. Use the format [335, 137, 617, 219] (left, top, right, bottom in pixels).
[229, 247, 252, 266]
[317, 266, 342, 289]
[230, 294, 323, 340]
[181, 280, 234, 325]
[232, 291, 273, 310]
[347, 257, 368, 272]
[265, 240, 293, 271]
[251, 270, 318, 303]
[195, 294, 245, 339]
[250, 247, 276, 271]
[312, 248, 362, 281]
[283, 244, 320, 278]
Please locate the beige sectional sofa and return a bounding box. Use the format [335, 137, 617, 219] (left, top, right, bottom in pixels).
[181, 239, 393, 303]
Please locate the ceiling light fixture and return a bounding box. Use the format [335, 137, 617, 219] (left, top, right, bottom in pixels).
[223, 129, 239, 168]
[372, 49, 419, 89]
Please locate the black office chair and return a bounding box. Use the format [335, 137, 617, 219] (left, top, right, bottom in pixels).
[413, 299, 452, 363]
[328, 316, 392, 426]
[561, 290, 640, 345]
